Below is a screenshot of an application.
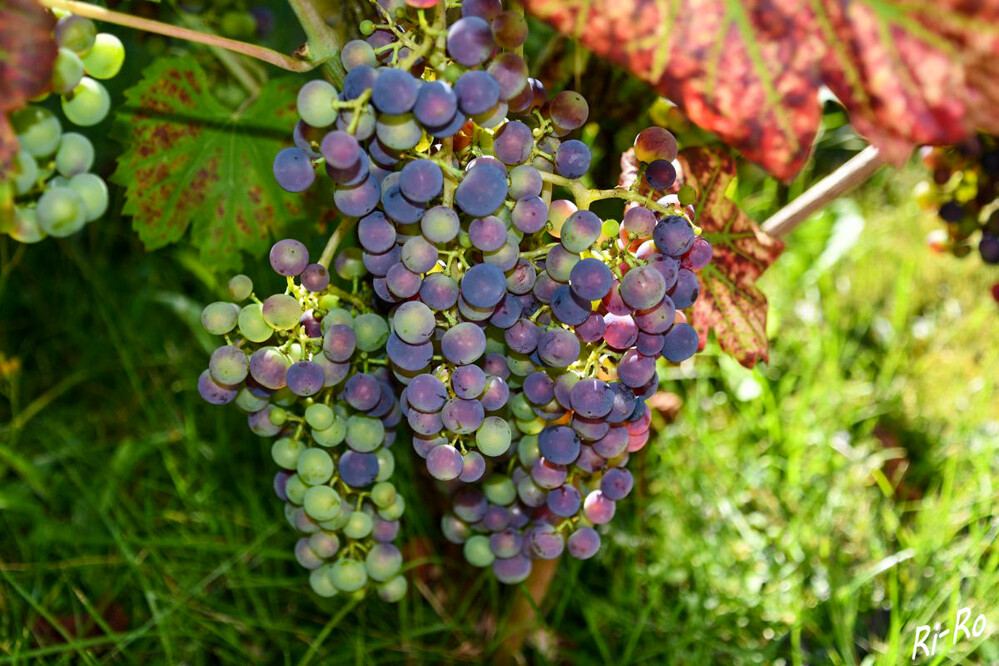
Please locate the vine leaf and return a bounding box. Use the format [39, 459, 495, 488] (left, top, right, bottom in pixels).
[113, 58, 315, 270]
[678, 147, 784, 368]
[523, 0, 999, 181]
[0, 0, 57, 170]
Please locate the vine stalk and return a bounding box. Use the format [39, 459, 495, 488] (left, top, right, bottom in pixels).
[318, 216, 359, 269]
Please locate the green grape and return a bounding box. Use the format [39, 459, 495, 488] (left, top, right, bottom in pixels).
[13, 151, 38, 195]
[375, 448, 395, 482]
[297, 448, 334, 485]
[309, 565, 339, 597]
[305, 403, 334, 430]
[678, 184, 697, 207]
[81, 33, 125, 79]
[518, 434, 540, 467]
[312, 416, 347, 447]
[285, 474, 308, 504]
[482, 474, 516, 506]
[343, 511, 373, 539]
[319, 503, 351, 531]
[364, 543, 402, 582]
[238, 303, 272, 342]
[601, 219, 620, 238]
[359, 19, 375, 35]
[475, 416, 512, 456]
[308, 531, 340, 558]
[55, 132, 95, 177]
[271, 437, 305, 469]
[297, 80, 339, 129]
[8, 207, 46, 244]
[55, 15, 97, 55]
[261, 294, 301, 330]
[303, 485, 343, 521]
[321, 308, 353, 333]
[12, 107, 62, 158]
[52, 47, 84, 94]
[235, 387, 268, 412]
[220, 10, 257, 39]
[377, 575, 407, 602]
[201, 301, 239, 335]
[463, 535, 494, 567]
[353, 313, 389, 351]
[68, 173, 108, 221]
[378, 494, 405, 521]
[346, 415, 384, 452]
[35, 187, 86, 237]
[269, 406, 288, 426]
[227, 274, 253, 301]
[370, 481, 396, 508]
[329, 559, 367, 593]
[61, 78, 111, 126]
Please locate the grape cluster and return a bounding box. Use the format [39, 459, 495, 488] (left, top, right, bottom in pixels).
[198, 239, 407, 601]
[917, 136, 999, 302]
[212, 0, 712, 594]
[3, 10, 124, 243]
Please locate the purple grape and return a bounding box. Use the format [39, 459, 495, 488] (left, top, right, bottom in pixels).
[527, 524, 565, 559]
[320, 131, 361, 169]
[560, 210, 602, 253]
[358, 212, 397, 253]
[269, 239, 309, 276]
[532, 271, 559, 304]
[300, 263, 330, 292]
[371, 68, 420, 114]
[333, 174, 380, 217]
[273, 148, 315, 192]
[480, 375, 509, 411]
[469, 215, 508, 252]
[286, 361, 325, 396]
[455, 164, 508, 217]
[345, 373, 380, 411]
[492, 554, 532, 585]
[569, 378, 613, 418]
[427, 109, 468, 139]
[553, 373, 578, 410]
[250, 347, 290, 389]
[569, 257, 613, 301]
[441, 398, 485, 434]
[653, 216, 695, 256]
[487, 52, 528, 100]
[372, 518, 400, 542]
[662, 323, 699, 363]
[460, 263, 506, 309]
[381, 178, 425, 225]
[453, 488, 488, 522]
[550, 285, 591, 326]
[493, 121, 533, 165]
[452, 364, 486, 399]
[339, 450, 379, 487]
[368, 136, 400, 167]
[386, 333, 433, 372]
[576, 444, 606, 473]
[583, 490, 616, 524]
[669, 268, 700, 309]
[511, 196, 548, 234]
[459, 451, 486, 482]
[545, 244, 579, 282]
[462, 0, 501, 19]
[571, 414, 610, 441]
[198, 369, 237, 404]
[489, 529, 523, 558]
[484, 241, 520, 271]
[343, 65, 377, 99]
[248, 405, 281, 436]
[447, 17, 494, 67]
[555, 140, 591, 179]
[419, 273, 459, 311]
[617, 350, 657, 388]
[455, 70, 501, 117]
[601, 467, 634, 500]
[489, 293, 523, 329]
[683, 237, 713, 270]
[406, 374, 448, 413]
[577, 313, 606, 342]
[458, 294, 494, 322]
[567, 527, 600, 559]
[481, 506, 510, 532]
[537, 328, 580, 368]
[504, 318, 539, 353]
[400, 159, 443, 203]
[483, 353, 510, 379]
[408, 409, 443, 436]
[362, 245, 401, 277]
[636, 331, 666, 356]
[634, 296, 676, 334]
[622, 206, 656, 238]
[548, 90, 588, 131]
[426, 444, 463, 480]
[414, 80, 457, 128]
[546, 485, 581, 517]
[649, 255, 681, 291]
[619, 265, 667, 311]
[323, 324, 357, 362]
[607, 383, 637, 423]
[506, 259, 537, 295]
[593, 426, 629, 458]
[509, 165, 542, 201]
[440, 322, 487, 365]
[644, 159, 676, 190]
[538, 425, 580, 465]
[385, 263, 422, 298]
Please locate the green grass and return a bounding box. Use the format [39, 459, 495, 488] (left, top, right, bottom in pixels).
[1, 163, 997, 664]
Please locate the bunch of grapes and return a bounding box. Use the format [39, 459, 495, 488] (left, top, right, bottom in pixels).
[2, 11, 124, 243]
[916, 136, 999, 302]
[200, 0, 711, 596]
[198, 240, 407, 601]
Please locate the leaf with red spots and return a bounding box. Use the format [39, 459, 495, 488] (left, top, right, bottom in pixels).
[678, 146, 783, 368]
[114, 58, 316, 270]
[0, 0, 57, 170]
[523, 0, 999, 181]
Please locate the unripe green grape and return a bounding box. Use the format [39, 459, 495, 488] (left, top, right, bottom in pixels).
[272, 387, 296, 407]
[13, 151, 38, 195]
[271, 437, 305, 469]
[261, 293, 301, 329]
[81, 33, 125, 79]
[202, 301, 240, 335]
[346, 415, 384, 452]
[353, 313, 389, 351]
[370, 481, 396, 508]
[36, 186, 86, 237]
[463, 535, 494, 567]
[308, 531, 340, 558]
[227, 274, 253, 301]
[322, 308, 354, 333]
[483, 474, 516, 506]
[312, 416, 347, 447]
[68, 173, 108, 222]
[518, 434, 540, 467]
[343, 511, 373, 539]
[12, 107, 62, 157]
[238, 303, 273, 342]
[333, 247, 366, 279]
[364, 543, 402, 582]
[61, 78, 111, 126]
[55, 15, 97, 55]
[377, 575, 407, 602]
[285, 474, 308, 504]
[319, 503, 351, 531]
[517, 417, 545, 436]
[52, 47, 84, 94]
[297, 80, 339, 128]
[329, 559, 367, 592]
[376, 448, 394, 482]
[235, 387, 268, 412]
[269, 406, 288, 425]
[55, 132, 95, 176]
[220, 10, 257, 39]
[305, 403, 334, 430]
[303, 485, 343, 521]
[297, 448, 334, 485]
[475, 416, 512, 456]
[378, 494, 405, 521]
[309, 565, 339, 597]
[678, 184, 696, 207]
[8, 207, 46, 244]
[602, 219, 620, 238]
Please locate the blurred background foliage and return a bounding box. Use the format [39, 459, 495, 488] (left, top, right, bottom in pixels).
[1, 4, 997, 665]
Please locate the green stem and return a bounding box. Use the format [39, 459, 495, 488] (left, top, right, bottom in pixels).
[318, 216, 358, 268]
[287, 0, 346, 85]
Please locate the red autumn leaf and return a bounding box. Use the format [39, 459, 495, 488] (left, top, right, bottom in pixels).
[523, 0, 999, 181]
[0, 0, 57, 170]
[678, 147, 784, 368]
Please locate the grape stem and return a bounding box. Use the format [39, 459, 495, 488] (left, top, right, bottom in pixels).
[538, 171, 698, 232]
[286, 0, 347, 86]
[39, 0, 323, 73]
[520, 244, 558, 260]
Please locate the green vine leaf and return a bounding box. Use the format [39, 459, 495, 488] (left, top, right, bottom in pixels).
[113, 58, 318, 270]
